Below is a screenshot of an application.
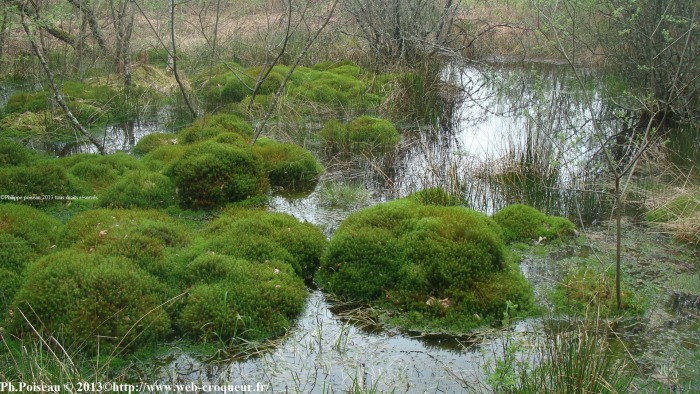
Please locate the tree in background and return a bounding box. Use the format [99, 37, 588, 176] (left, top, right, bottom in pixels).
[343, 0, 460, 65]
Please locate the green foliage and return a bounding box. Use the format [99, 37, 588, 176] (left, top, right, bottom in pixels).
[287, 65, 381, 110]
[0, 111, 53, 140]
[319, 119, 348, 151]
[0, 267, 23, 317]
[0, 233, 37, 273]
[550, 266, 644, 315]
[245, 67, 285, 95]
[253, 137, 323, 191]
[132, 133, 178, 155]
[407, 187, 463, 206]
[65, 153, 145, 193]
[0, 163, 89, 205]
[319, 227, 402, 300]
[0, 231, 39, 314]
[318, 198, 532, 332]
[0, 139, 39, 167]
[178, 257, 306, 342]
[138, 47, 171, 68]
[99, 171, 177, 209]
[347, 116, 399, 152]
[203, 208, 328, 281]
[61, 209, 190, 279]
[10, 250, 171, 354]
[318, 181, 372, 209]
[141, 144, 188, 170]
[0, 204, 62, 254]
[4, 81, 117, 126]
[4, 91, 49, 114]
[493, 204, 575, 243]
[320, 116, 400, 153]
[198, 64, 256, 110]
[177, 114, 253, 144]
[646, 194, 700, 222]
[168, 141, 268, 208]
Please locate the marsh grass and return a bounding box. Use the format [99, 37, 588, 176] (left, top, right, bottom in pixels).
[317, 181, 373, 209]
[1, 291, 185, 390]
[476, 313, 634, 394]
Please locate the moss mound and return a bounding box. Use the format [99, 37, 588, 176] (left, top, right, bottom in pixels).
[64, 153, 145, 192]
[203, 208, 328, 281]
[407, 187, 463, 206]
[60, 209, 190, 279]
[254, 137, 323, 191]
[168, 141, 267, 208]
[0, 139, 39, 167]
[320, 116, 399, 153]
[141, 144, 188, 170]
[133, 133, 178, 155]
[244, 67, 285, 95]
[347, 116, 400, 152]
[199, 65, 255, 110]
[177, 114, 253, 144]
[0, 162, 89, 203]
[10, 250, 171, 354]
[177, 255, 306, 342]
[0, 204, 62, 254]
[317, 197, 533, 330]
[0, 232, 38, 313]
[492, 204, 575, 243]
[287, 65, 380, 110]
[99, 171, 177, 209]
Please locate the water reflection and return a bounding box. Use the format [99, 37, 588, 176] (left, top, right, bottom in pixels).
[158, 291, 539, 393]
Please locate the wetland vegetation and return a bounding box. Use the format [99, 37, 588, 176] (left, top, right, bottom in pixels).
[0, 0, 699, 392]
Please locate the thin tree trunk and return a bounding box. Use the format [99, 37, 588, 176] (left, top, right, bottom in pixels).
[251, 0, 339, 144]
[615, 176, 622, 310]
[247, 0, 293, 111]
[20, 12, 105, 154]
[0, 4, 8, 66]
[66, 0, 108, 53]
[8, 0, 78, 48]
[169, 0, 197, 118]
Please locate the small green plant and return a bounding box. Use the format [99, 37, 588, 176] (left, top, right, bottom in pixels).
[347, 116, 400, 153]
[320, 116, 400, 154]
[492, 204, 575, 244]
[550, 265, 644, 315]
[60, 208, 191, 280]
[318, 181, 373, 209]
[407, 187, 463, 206]
[0, 203, 62, 254]
[141, 144, 188, 170]
[0, 138, 39, 167]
